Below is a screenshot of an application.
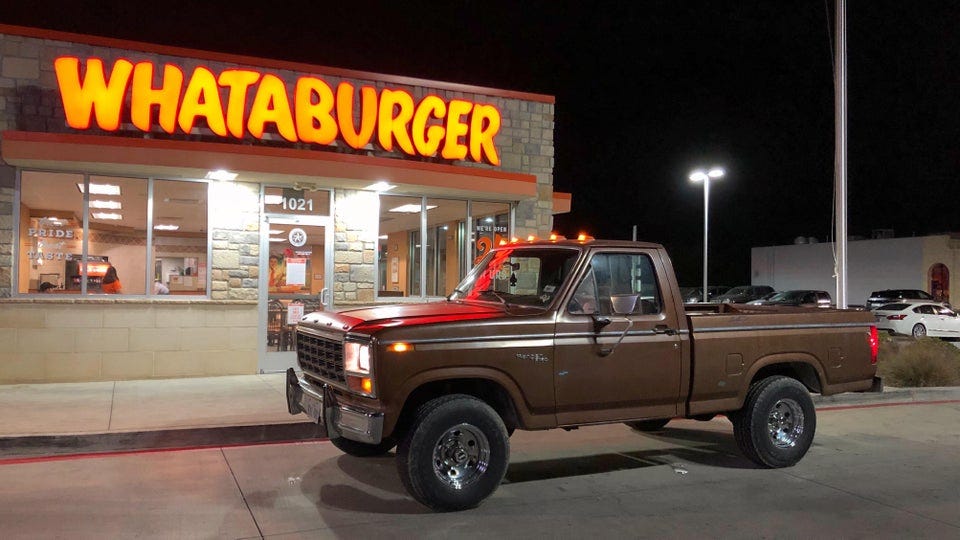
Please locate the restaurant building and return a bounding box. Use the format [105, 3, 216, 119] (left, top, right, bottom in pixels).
[0, 24, 569, 383]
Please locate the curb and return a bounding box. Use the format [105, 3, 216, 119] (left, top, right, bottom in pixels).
[0, 422, 325, 460]
[812, 386, 960, 408]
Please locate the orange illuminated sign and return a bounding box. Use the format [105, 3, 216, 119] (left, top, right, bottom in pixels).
[53, 56, 502, 166]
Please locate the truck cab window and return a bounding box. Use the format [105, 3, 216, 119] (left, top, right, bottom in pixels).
[575, 252, 662, 316]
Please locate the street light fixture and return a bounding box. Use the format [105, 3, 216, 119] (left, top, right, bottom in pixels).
[689, 167, 725, 303]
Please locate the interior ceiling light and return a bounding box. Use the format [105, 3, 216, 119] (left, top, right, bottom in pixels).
[89, 200, 122, 209]
[365, 181, 396, 192]
[205, 169, 238, 181]
[153, 224, 180, 231]
[91, 212, 122, 220]
[77, 183, 121, 195]
[389, 204, 437, 213]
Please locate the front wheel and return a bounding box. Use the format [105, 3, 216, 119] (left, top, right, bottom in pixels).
[731, 376, 816, 468]
[912, 323, 927, 338]
[329, 435, 396, 457]
[397, 394, 510, 511]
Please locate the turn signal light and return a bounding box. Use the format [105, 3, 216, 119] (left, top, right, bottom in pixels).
[388, 342, 413, 352]
[347, 375, 375, 396]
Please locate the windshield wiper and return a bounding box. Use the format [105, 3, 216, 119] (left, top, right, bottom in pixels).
[478, 289, 508, 305]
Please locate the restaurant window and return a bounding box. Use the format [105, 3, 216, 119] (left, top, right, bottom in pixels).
[152, 179, 209, 295]
[426, 198, 467, 297]
[378, 194, 423, 297]
[376, 195, 511, 300]
[472, 202, 511, 265]
[17, 170, 209, 296]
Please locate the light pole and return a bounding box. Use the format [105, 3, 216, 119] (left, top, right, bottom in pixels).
[690, 167, 725, 302]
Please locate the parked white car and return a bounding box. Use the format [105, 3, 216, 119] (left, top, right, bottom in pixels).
[872, 301, 960, 338]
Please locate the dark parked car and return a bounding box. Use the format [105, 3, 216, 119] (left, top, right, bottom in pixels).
[679, 285, 729, 303]
[866, 289, 937, 310]
[715, 285, 775, 304]
[748, 290, 832, 308]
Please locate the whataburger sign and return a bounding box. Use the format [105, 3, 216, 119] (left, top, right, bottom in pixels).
[53, 56, 502, 166]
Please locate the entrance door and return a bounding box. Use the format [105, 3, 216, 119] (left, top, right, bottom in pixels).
[259, 214, 333, 373]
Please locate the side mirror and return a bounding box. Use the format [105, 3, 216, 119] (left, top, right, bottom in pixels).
[610, 294, 638, 315]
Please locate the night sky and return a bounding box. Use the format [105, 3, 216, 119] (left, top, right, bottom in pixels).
[2, 1, 958, 287]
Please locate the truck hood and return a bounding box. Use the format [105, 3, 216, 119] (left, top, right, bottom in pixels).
[299, 300, 539, 334]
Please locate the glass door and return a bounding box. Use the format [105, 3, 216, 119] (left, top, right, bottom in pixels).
[259, 213, 333, 373]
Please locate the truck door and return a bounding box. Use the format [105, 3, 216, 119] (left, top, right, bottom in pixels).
[553, 249, 683, 424]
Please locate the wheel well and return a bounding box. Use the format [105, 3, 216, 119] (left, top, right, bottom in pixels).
[752, 362, 822, 393]
[395, 378, 520, 436]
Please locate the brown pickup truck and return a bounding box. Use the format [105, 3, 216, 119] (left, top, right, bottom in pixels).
[286, 238, 881, 511]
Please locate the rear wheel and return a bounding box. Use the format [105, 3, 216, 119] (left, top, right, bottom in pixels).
[329, 436, 396, 457]
[731, 376, 816, 468]
[397, 394, 510, 511]
[625, 418, 671, 431]
[912, 323, 927, 338]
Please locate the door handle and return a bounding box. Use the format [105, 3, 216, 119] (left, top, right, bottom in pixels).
[653, 325, 676, 335]
[320, 287, 331, 307]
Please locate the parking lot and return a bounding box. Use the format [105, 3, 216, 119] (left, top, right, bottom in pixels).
[1, 400, 957, 539]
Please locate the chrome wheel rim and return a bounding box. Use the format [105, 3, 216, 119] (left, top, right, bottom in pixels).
[913, 325, 926, 338]
[432, 423, 490, 489]
[767, 398, 804, 448]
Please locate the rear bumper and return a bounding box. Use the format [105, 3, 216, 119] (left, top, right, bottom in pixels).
[285, 368, 384, 444]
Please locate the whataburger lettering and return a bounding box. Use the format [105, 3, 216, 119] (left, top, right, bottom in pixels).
[53, 56, 502, 165]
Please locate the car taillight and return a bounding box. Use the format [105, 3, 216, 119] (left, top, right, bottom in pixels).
[868, 326, 879, 365]
[886, 314, 907, 320]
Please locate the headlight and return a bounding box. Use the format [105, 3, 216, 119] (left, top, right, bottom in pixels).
[344, 341, 374, 397]
[344, 342, 371, 374]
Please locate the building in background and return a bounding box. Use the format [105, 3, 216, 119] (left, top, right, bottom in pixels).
[0, 24, 569, 382]
[752, 233, 957, 307]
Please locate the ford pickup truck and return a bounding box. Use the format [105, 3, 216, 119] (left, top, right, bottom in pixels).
[286, 238, 881, 511]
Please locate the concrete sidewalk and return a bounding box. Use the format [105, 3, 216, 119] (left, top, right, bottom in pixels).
[0, 373, 322, 458]
[0, 373, 957, 458]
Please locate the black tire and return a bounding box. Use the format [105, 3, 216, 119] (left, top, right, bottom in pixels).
[329, 435, 397, 457]
[912, 323, 927, 338]
[625, 418, 671, 431]
[731, 375, 816, 468]
[397, 394, 510, 511]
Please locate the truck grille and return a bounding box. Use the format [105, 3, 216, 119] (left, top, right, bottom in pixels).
[296, 330, 346, 384]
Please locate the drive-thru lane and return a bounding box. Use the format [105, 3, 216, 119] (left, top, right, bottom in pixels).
[1, 400, 958, 539]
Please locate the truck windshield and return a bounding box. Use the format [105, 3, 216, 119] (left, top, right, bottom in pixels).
[449, 247, 580, 308]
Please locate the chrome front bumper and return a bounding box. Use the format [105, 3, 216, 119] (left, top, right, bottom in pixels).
[285, 368, 384, 444]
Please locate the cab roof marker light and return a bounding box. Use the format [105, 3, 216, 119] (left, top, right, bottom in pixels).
[527, 235, 536, 242]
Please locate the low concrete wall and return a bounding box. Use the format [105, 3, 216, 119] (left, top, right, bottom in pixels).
[0, 300, 257, 383]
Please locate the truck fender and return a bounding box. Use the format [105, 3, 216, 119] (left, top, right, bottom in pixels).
[735, 352, 826, 408]
[387, 366, 539, 436]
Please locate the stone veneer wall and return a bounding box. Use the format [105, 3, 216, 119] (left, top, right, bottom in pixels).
[0, 301, 258, 383]
[333, 190, 378, 304]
